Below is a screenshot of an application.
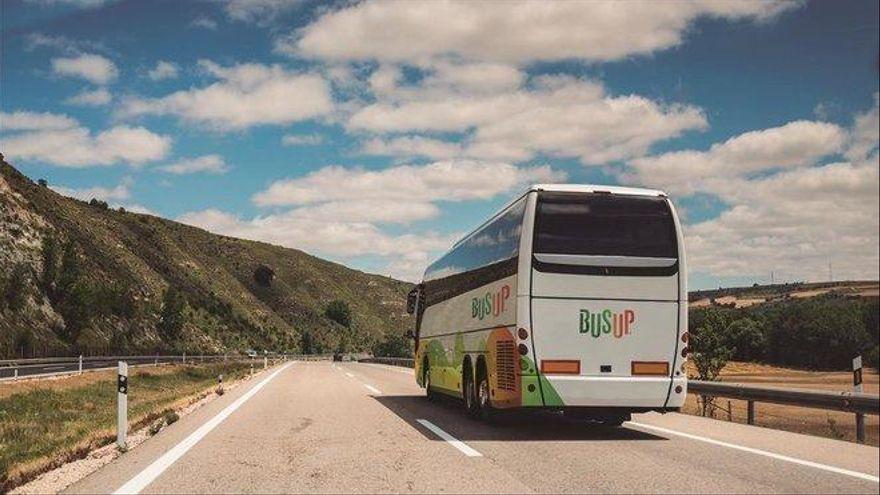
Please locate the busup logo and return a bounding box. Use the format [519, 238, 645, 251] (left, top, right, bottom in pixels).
[472, 285, 510, 320]
[579, 309, 635, 339]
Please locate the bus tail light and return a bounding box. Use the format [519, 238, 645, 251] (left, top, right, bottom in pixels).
[518, 343, 529, 356]
[540, 360, 580, 374]
[681, 332, 689, 343]
[631, 361, 669, 376]
[681, 347, 690, 358]
[517, 327, 529, 340]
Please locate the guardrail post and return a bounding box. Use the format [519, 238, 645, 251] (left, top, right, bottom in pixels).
[78, 354, 83, 375]
[853, 355, 865, 443]
[747, 400, 755, 425]
[155, 354, 158, 367]
[182, 352, 186, 365]
[13, 367, 18, 380]
[263, 356, 268, 369]
[117, 361, 128, 450]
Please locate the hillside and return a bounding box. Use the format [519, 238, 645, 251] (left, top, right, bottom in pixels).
[0, 158, 413, 358]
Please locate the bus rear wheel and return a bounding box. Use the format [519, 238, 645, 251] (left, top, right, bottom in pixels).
[424, 364, 436, 402]
[463, 367, 478, 417]
[476, 369, 494, 422]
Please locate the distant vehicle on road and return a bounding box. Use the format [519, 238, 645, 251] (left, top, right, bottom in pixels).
[407, 184, 688, 425]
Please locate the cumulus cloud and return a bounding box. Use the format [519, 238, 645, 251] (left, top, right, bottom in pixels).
[51, 177, 132, 202]
[191, 16, 218, 30]
[350, 74, 707, 165]
[281, 133, 323, 146]
[626, 120, 847, 195]
[626, 98, 879, 283]
[1, 111, 78, 131]
[147, 61, 179, 81]
[51, 53, 118, 84]
[252, 160, 564, 206]
[119, 61, 332, 131]
[158, 154, 228, 175]
[223, 0, 302, 25]
[1, 112, 171, 167]
[286, 0, 796, 64]
[65, 88, 112, 106]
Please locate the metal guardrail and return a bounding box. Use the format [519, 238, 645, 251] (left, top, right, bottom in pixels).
[360, 357, 415, 368]
[0, 353, 324, 382]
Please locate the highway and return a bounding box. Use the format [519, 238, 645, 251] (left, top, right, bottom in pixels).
[65, 361, 879, 494]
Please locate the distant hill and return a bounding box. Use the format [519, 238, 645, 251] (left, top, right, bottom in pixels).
[0, 158, 412, 358]
[689, 281, 879, 309]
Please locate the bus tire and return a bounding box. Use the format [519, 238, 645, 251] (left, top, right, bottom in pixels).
[424, 362, 436, 402]
[476, 365, 494, 422]
[463, 361, 478, 417]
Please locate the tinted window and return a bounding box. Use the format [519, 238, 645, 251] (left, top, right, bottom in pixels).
[534, 192, 677, 258]
[425, 198, 525, 282]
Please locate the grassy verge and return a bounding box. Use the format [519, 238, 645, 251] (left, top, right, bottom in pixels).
[0, 361, 253, 491]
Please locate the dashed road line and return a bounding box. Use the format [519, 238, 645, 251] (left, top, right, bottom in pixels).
[628, 422, 879, 484]
[363, 384, 382, 395]
[416, 419, 482, 457]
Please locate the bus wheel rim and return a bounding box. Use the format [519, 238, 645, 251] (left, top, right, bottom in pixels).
[479, 379, 489, 408]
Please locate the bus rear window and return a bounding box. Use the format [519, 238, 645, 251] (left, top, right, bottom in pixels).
[534, 192, 677, 258]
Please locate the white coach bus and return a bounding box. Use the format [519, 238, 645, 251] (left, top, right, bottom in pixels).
[406, 184, 688, 424]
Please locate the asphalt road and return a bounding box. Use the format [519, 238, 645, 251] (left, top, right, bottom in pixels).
[65, 361, 879, 494]
[0, 357, 185, 379]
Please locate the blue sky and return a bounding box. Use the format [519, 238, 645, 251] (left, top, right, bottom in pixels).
[1, 0, 878, 288]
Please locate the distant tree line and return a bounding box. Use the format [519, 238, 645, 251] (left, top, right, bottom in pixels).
[690, 295, 879, 372]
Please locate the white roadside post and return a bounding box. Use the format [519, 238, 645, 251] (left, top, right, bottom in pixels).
[853, 355, 865, 443]
[264, 356, 268, 370]
[117, 361, 129, 450]
[78, 355, 83, 375]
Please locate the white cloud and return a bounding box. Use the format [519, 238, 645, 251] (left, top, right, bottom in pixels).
[24, 0, 109, 8]
[1, 111, 78, 131]
[119, 61, 332, 131]
[51, 53, 118, 84]
[252, 160, 564, 206]
[158, 154, 228, 175]
[223, 0, 301, 25]
[362, 136, 462, 160]
[626, 98, 879, 284]
[349, 74, 707, 165]
[51, 177, 132, 202]
[287, 0, 796, 64]
[65, 88, 112, 106]
[281, 133, 323, 146]
[178, 208, 456, 261]
[147, 61, 179, 81]
[1, 112, 171, 168]
[191, 16, 218, 30]
[626, 120, 847, 195]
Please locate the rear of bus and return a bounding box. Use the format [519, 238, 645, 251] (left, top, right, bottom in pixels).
[524, 186, 687, 417]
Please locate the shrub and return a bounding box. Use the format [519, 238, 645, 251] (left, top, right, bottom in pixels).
[163, 410, 179, 425]
[724, 317, 766, 362]
[253, 265, 274, 287]
[4, 263, 30, 312]
[159, 286, 187, 341]
[372, 331, 412, 358]
[324, 300, 351, 328]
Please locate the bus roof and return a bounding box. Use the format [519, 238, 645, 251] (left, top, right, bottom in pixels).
[529, 183, 667, 197]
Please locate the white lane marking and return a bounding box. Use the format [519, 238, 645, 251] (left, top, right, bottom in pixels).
[628, 421, 879, 484]
[344, 372, 354, 378]
[363, 363, 413, 375]
[416, 419, 482, 457]
[363, 384, 382, 395]
[114, 363, 293, 494]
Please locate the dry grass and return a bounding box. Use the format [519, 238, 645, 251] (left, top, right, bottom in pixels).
[0, 361, 252, 491]
[685, 361, 879, 446]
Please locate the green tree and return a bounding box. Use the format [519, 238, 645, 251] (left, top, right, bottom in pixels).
[158, 286, 187, 341]
[372, 331, 412, 358]
[724, 317, 766, 362]
[324, 300, 351, 328]
[690, 308, 734, 417]
[57, 240, 80, 295]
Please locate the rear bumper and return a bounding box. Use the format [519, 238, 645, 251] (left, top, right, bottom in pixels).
[542, 375, 687, 408]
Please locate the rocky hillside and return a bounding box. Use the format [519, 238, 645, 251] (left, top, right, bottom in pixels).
[0, 158, 413, 358]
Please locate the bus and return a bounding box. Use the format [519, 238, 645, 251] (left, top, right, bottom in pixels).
[406, 184, 688, 425]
